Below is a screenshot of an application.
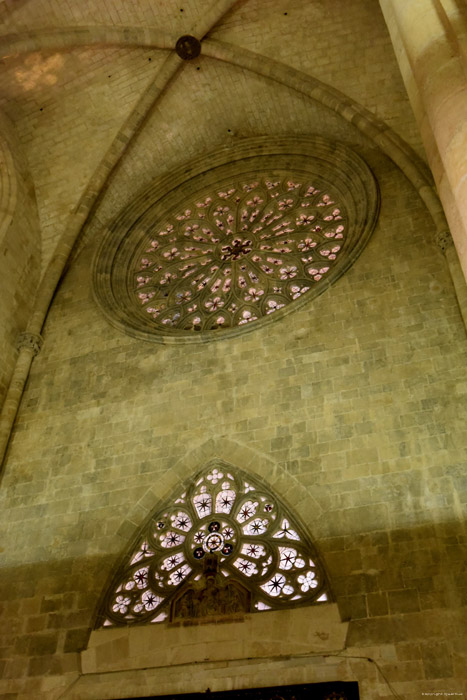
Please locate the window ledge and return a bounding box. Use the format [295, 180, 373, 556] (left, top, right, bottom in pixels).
[82, 604, 348, 675]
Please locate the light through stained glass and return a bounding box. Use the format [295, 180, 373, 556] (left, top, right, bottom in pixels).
[94, 137, 379, 345]
[98, 463, 330, 627]
[133, 176, 346, 334]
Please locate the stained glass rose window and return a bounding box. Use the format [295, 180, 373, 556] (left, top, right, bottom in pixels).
[135, 177, 345, 332]
[94, 137, 379, 342]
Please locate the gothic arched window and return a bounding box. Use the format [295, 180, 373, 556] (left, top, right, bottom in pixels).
[97, 463, 331, 626]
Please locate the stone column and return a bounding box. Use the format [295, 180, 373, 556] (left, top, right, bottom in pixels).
[0, 333, 43, 472]
[434, 229, 467, 330]
[379, 0, 467, 282]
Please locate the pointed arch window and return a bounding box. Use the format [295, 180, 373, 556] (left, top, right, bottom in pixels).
[97, 463, 330, 627]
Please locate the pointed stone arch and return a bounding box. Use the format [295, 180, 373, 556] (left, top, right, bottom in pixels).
[116, 436, 324, 543]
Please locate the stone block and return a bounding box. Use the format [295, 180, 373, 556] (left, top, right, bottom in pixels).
[388, 589, 420, 614]
[367, 592, 388, 617]
[27, 654, 60, 677]
[421, 641, 454, 679]
[28, 634, 58, 657]
[338, 594, 367, 620]
[64, 628, 90, 653]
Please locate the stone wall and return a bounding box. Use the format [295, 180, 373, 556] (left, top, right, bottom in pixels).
[0, 112, 40, 406]
[1, 1, 466, 699]
[379, 0, 467, 280]
[0, 0, 424, 274]
[0, 144, 466, 699]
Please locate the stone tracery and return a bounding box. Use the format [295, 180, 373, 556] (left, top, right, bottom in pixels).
[98, 464, 330, 626]
[134, 176, 346, 332]
[93, 136, 379, 343]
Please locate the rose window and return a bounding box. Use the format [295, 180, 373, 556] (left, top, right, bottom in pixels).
[134, 177, 346, 332]
[97, 464, 330, 626]
[93, 137, 379, 343]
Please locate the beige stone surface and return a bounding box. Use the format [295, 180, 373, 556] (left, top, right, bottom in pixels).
[0, 2, 467, 700]
[380, 0, 467, 279]
[0, 111, 40, 405]
[82, 605, 348, 674]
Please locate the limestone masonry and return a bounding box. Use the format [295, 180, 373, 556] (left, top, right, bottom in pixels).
[0, 2, 466, 700]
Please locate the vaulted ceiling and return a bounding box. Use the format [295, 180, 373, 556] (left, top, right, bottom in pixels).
[0, 0, 424, 275]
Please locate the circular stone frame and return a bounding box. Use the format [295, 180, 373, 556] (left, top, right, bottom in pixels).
[93, 136, 379, 344]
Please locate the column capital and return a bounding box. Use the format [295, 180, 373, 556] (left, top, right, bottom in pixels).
[16, 332, 43, 357]
[435, 229, 454, 254]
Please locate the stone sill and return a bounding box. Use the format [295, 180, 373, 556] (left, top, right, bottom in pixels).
[82, 604, 348, 675]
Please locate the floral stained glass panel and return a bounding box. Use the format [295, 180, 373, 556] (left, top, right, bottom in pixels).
[99, 464, 330, 626]
[134, 176, 346, 333]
